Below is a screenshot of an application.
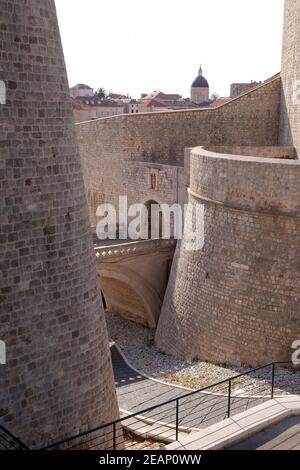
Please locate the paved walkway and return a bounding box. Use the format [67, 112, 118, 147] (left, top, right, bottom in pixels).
[111, 344, 266, 430]
[229, 416, 300, 450]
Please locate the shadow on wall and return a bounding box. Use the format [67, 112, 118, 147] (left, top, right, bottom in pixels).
[95, 240, 176, 329]
[279, 83, 294, 154]
[155, 147, 300, 368]
[100, 274, 153, 327]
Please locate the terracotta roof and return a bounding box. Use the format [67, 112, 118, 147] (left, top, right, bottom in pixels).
[141, 91, 182, 102]
[109, 93, 127, 99]
[147, 99, 168, 108]
[211, 97, 232, 107]
[158, 92, 182, 100]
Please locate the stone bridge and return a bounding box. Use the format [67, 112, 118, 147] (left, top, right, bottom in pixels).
[95, 239, 177, 328]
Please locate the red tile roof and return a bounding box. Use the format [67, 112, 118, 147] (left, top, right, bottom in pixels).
[210, 97, 232, 108]
[146, 99, 168, 108]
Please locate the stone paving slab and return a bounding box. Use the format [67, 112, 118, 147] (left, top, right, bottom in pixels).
[166, 396, 300, 450]
[229, 416, 300, 450]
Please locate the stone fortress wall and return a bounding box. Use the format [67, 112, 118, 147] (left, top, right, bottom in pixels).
[207, 145, 295, 159]
[76, 0, 300, 368]
[0, 0, 118, 447]
[77, 76, 281, 228]
[280, 0, 300, 157]
[156, 0, 300, 367]
[1, 0, 298, 450]
[156, 147, 300, 366]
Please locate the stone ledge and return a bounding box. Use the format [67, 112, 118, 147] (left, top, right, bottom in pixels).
[95, 239, 177, 259]
[165, 395, 300, 450]
[189, 146, 300, 216]
[120, 410, 193, 444]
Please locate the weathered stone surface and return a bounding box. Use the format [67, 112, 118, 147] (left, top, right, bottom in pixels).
[0, 0, 118, 448]
[96, 239, 176, 328]
[73, 0, 299, 370]
[77, 77, 281, 229]
[156, 148, 300, 367]
[280, 0, 300, 157]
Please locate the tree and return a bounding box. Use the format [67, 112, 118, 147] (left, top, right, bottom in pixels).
[95, 87, 107, 100]
[210, 92, 220, 101]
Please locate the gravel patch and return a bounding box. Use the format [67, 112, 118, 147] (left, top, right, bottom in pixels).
[123, 431, 164, 450]
[106, 312, 300, 396]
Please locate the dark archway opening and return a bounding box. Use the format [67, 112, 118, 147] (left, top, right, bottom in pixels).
[144, 200, 163, 239]
[101, 290, 107, 310]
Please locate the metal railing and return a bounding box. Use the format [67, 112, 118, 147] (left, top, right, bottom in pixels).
[39, 361, 295, 451]
[0, 424, 29, 450]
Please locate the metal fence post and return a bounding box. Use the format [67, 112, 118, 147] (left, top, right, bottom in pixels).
[176, 399, 179, 441]
[271, 363, 275, 399]
[227, 380, 231, 418]
[113, 422, 116, 450]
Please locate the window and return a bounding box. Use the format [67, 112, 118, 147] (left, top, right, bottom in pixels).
[0, 80, 6, 105]
[148, 168, 159, 191]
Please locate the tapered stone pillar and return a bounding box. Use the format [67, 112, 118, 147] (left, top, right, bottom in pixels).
[0, 0, 118, 448]
[280, 0, 300, 157]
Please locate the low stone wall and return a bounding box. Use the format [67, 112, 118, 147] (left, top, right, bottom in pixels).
[207, 146, 295, 159]
[156, 147, 300, 367]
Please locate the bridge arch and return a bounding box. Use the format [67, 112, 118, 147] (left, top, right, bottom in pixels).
[98, 265, 162, 328]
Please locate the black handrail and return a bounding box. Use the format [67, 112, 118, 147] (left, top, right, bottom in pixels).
[40, 360, 294, 450]
[0, 360, 293, 450]
[227, 379, 232, 418]
[0, 424, 29, 450]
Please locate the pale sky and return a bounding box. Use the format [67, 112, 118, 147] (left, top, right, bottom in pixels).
[55, 0, 284, 99]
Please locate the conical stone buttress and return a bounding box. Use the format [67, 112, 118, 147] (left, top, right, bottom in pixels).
[0, 0, 118, 448]
[280, 0, 300, 157]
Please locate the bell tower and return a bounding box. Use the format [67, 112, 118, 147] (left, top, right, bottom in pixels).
[191, 64, 210, 105]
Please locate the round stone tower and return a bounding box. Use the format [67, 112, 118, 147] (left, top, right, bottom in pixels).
[156, 147, 300, 367]
[191, 65, 209, 105]
[156, 0, 300, 367]
[0, 0, 118, 448]
[280, 0, 300, 158]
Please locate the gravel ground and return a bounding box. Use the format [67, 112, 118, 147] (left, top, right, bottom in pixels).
[123, 431, 164, 450]
[106, 312, 300, 396]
